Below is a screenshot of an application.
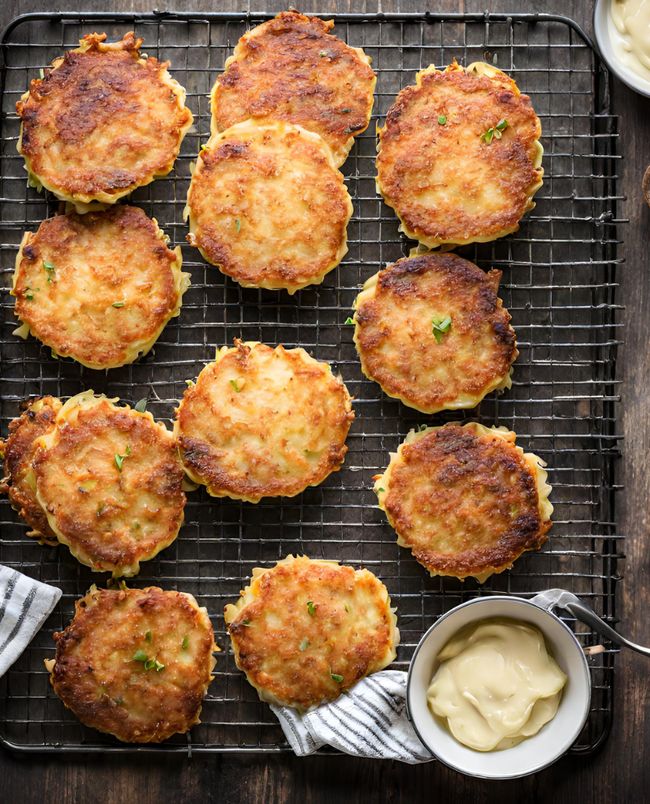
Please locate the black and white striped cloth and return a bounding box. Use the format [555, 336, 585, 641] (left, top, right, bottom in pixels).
[0, 566, 61, 677]
[272, 670, 434, 763]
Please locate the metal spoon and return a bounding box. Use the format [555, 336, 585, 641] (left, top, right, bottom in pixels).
[565, 598, 650, 658]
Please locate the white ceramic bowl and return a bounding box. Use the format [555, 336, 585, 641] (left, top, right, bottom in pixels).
[594, 0, 650, 97]
[406, 596, 591, 779]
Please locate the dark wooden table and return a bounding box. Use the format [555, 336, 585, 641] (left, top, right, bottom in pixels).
[2, 0, 648, 801]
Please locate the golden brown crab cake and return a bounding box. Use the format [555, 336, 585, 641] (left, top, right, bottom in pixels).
[31, 391, 186, 577]
[12, 206, 189, 370]
[175, 341, 354, 502]
[352, 253, 518, 413]
[185, 120, 352, 293]
[16, 32, 193, 206]
[224, 555, 399, 711]
[46, 585, 218, 743]
[0, 396, 61, 544]
[376, 61, 544, 248]
[211, 11, 376, 167]
[375, 423, 553, 583]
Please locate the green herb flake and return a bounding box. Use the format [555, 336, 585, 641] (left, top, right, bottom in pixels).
[376, 487, 385, 494]
[154, 660, 165, 672]
[431, 315, 452, 344]
[119, 580, 128, 591]
[341, 107, 352, 114]
[229, 379, 241, 392]
[134, 398, 147, 413]
[241, 619, 251, 627]
[42, 260, 56, 282]
[115, 444, 131, 472]
[145, 630, 152, 643]
[234, 218, 241, 233]
[416, 424, 428, 432]
[112, 300, 125, 308]
[185, 379, 195, 387]
[481, 119, 509, 144]
[132, 649, 148, 663]
[181, 635, 189, 650]
[330, 672, 344, 683]
[344, 317, 354, 325]
[319, 50, 327, 57]
[144, 658, 156, 670]
[437, 114, 447, 125]
[344, 604, 351, 613]
[25, 288, 35, 301]
[96, 502, 106, 517]
[299, 638, 310, 651]
[307, 601, 317, 617]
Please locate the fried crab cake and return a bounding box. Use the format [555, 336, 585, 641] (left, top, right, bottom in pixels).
[12, 206, 189, 369]
[0, 396, 61, 544]
[224, 555, 399, 710]
[175, 341, 354, 502]
[185, 120, 352, 293]
[375, 423, 553, 583]
[352, 253, 518, 413]
[376, 61, 544, 248]
[211, 11, 376, 167]
[46, 586, 217, 743]
[16, 32, 193, 205]
[31, 391, 186, 577]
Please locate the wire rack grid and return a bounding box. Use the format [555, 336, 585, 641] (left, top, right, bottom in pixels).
[0, 10, 622, 755]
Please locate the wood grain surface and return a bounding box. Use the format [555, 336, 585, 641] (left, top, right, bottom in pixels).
[1, 0, 648, 801]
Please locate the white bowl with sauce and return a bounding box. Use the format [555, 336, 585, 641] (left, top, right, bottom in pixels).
[594, 0, 650, 97]
[406, 596, 591, 779]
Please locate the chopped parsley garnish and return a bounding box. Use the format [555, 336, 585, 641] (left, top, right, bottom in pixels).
[307, 601, 317, 616]
[112, 300, 126, 308]
[25, 287, 35, 301]
[132, 649, 148, 663]
[299, 638, 310, 651]
[330, 672, 344, 683]
[341, 108, 352, 114]
[114, 444, 131, 472]
[376, 487, 385, 494]
[133, 649, 164, 671]
[344, 317, 354, 325]
[185, 379, 195, 387]
[229, 379, 241, 392]
[181, 635, 189, 650]
[42, 260, 56, 282]
[437, 114, 447, 125]
[416, 424, 428, 432]
[145, 630, 152, 643]
[241, 619, 251, 627]
[234, 218, 241, 233]
[481, 118, 508, 144]
[319, 50, 327, 57]
[134, 398, 147, 413]
[344, 604, 351, 613]
[431, 315, 452, 343]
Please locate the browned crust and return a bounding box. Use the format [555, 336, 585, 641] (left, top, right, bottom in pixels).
[13, 206, 182, 368]
[376, 63, 542, 245]
[185, 122, 351, 292]
[34, 400, 185, 575]
[354, 253, 518, 412]
[17, 32, 192, 202]
[49, 586, 216, 743]
[383, 424, 551, 579]
[176, 341, 354, 501]
[226, 558, 396, 710]
[0, 397, 61, 544]
[212, 11, 376, 166]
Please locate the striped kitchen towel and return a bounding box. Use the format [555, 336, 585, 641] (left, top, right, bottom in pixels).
[272, 670, 434, 763]
[0, 566, 61, 677]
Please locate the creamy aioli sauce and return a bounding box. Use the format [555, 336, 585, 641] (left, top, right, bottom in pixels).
[426, 618, 567, 752]
[609, 0, 650, 82]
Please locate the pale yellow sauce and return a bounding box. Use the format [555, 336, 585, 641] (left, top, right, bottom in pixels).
[426, 618, 567, 752]
[609, 0, 650, 82]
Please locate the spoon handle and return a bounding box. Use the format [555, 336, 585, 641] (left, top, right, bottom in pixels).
[565, 600, 650, 658]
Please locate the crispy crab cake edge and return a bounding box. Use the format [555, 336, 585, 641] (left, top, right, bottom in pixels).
[224, 555, 399, 711]
[376, 61, 544, 248]
[31, 391, 186, 577]
[374, 423, 553, 583]
[45, 585, 219, 743]
[11, 207, 190, 370]
[351, 252, 519, 413]
[16, 32, 194, 207]
[0, 396, 62, 545]
[184, 120, 353, 294]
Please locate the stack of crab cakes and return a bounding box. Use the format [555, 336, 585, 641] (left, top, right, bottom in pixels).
[186, 11, 376, 293]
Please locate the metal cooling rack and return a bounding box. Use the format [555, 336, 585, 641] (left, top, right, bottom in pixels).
[0, 11, 623, 755]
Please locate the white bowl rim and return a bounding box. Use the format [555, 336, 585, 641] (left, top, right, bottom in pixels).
[406, 595, 592, 780]
[593, 0, 650, 98]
